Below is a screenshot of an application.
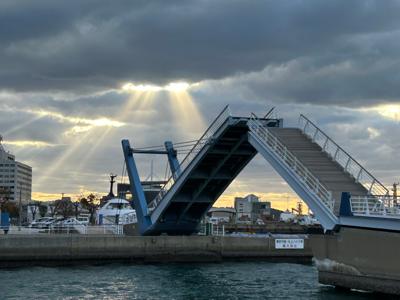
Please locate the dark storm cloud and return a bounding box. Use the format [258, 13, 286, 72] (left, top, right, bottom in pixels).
[0, 109, 68, 143]
[3, 0, 400, 198]
[211, 53, 400, 107]
[1, 0, 400, 100]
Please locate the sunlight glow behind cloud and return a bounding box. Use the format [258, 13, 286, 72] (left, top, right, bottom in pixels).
[360, 104, 400, 122]
[372, 104, 400, 121]
[122, 81, 196, 93]
[4, 140, 56, 148]
[28, 109, 125, 128]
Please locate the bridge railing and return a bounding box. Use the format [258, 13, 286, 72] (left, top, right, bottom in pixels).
[350, 195, 400, 218]
[299, 114, 389, 197]
[249, 114, 335, 212]
[148, 105, 232, 210]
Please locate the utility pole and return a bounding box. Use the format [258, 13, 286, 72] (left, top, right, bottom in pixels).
[18, 188, 22, 231]
[393, 182, 399, 206]
[150, 160, 154, 182]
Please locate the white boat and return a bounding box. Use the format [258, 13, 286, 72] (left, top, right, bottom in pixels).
[97, 198, 137, 225]
[280, 210, 296, 223]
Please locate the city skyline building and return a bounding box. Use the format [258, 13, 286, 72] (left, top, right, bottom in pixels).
[0, 135, 32, 203]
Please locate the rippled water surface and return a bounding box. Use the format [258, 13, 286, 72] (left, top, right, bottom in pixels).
[0, 262, 386, 299]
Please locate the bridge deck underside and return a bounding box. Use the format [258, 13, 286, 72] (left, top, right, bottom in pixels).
[147, 121, 257, 235]
[268, 128, 368, 215]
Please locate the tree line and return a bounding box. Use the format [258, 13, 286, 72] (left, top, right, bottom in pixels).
[0, 187, 101, 225]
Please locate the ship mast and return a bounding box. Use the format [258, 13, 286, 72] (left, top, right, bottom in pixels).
[108, 173, 117, 198]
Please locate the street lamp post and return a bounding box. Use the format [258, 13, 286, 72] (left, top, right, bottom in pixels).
[18, 187, 22, 231]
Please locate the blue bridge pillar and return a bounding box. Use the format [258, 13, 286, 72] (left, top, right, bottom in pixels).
[121, 139, 152, 234]
[164, 141, 181, 180]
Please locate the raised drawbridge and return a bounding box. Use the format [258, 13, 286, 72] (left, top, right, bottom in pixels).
[122, 106, 399, 235]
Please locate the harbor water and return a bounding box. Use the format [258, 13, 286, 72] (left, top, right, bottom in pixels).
[0, 262, 382, 299]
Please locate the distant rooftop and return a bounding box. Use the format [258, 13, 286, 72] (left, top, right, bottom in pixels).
[0, 135, 15, 161]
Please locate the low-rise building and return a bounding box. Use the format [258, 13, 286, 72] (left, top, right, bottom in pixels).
[251, 201, 271, 224]
[207, 207, 236, 224]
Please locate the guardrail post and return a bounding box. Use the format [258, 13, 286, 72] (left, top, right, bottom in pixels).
[328, 191, 333, 211]
[356, 168, 363, 183]
[368, 179, 375, 194]
[345, 157, 351, 172]
[304, 120, 309, 132]
[312, 129, 318, 142]
[322, 137, 328, 151]
[334, 147, 339, 160]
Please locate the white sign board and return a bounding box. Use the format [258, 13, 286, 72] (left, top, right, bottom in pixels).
[275, 239, 304, 249]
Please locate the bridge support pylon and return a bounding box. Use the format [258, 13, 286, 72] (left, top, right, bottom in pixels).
[121, 139, 152, 234]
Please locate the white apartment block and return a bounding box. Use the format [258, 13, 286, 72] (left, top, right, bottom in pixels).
[0, 139, 32, 203]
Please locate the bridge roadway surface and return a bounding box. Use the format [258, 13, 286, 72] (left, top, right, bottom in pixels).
[268, 127, 369, 215]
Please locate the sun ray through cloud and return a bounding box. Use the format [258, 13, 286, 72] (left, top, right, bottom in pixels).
[4, 114, 44, 136]
[34, 128, 95, 190]
[168, 91, 207, 140]
[74, 90, 157, 174]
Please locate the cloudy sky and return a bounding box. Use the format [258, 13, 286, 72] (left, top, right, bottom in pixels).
[1, 0, 400, 210]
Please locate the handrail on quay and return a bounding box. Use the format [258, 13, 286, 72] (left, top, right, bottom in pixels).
[0, 225, 125, 235]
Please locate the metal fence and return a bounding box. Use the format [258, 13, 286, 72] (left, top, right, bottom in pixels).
[249, 114, 335, 212]
[299, 114, 389, 197]
[0, 225, 125, 235]
[198, 223, 226, 236]
[350, 195, 400, 218]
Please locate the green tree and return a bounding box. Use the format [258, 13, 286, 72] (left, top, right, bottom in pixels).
[0, 187, 11, 210]
[2, 201, 18, 218]
[79, 193, 99, 224]
[29, 201, 40, 220]
[73, 201, 80, 218]
[48, 203, 56, 217]
[55, 198, 74, 218]
[39, 204, 48, 218]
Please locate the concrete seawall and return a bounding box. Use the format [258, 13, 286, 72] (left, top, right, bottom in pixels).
[0, 235, 313, 266]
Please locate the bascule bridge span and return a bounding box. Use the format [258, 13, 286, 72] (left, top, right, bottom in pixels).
[122, 105, 400, 294]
